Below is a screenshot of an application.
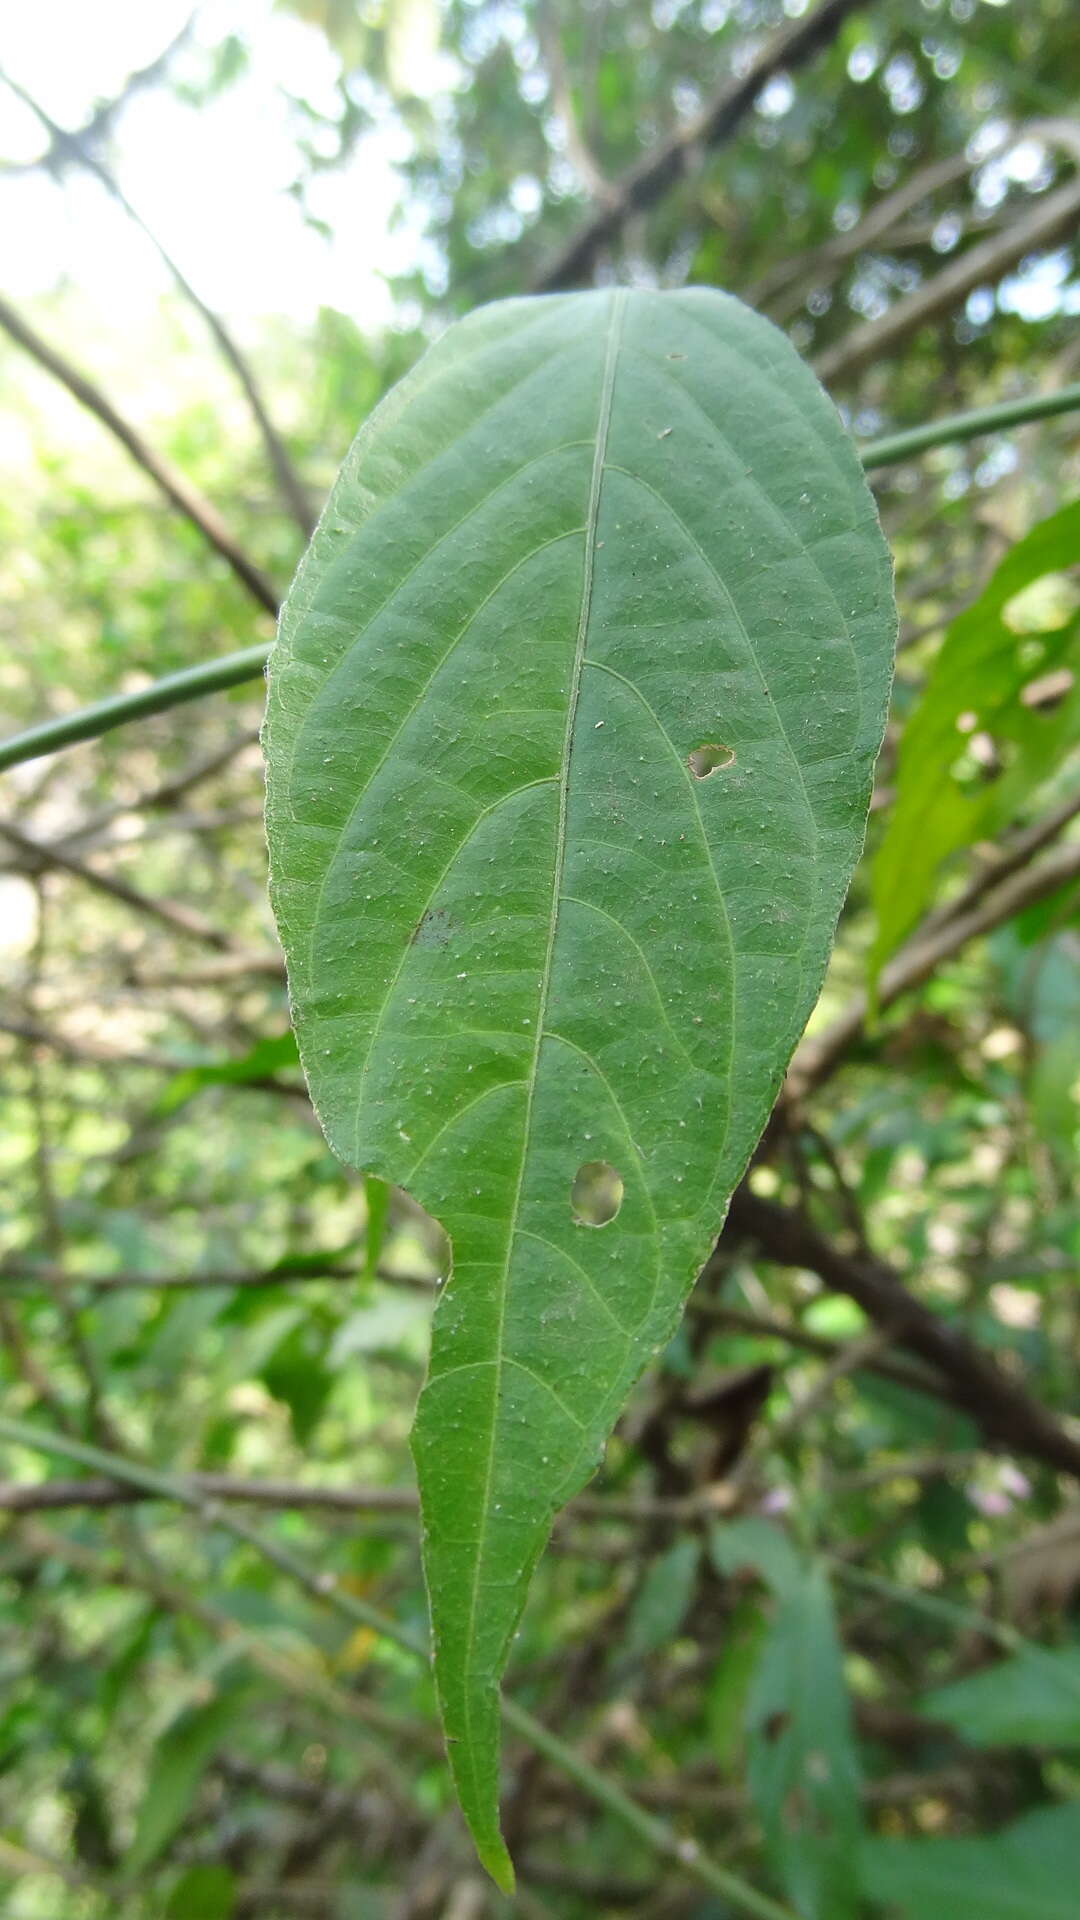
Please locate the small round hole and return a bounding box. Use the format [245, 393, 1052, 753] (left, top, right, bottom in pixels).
[570, 1161, 623, 1228]
[688, 742, 734, 778]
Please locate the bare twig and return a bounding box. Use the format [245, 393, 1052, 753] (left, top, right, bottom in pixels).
[789, 834, 1080, 1098]
[815, 171, 1080, 385]
[0, 1257, 425, 1294]
[754, 117, 1080, 324]
[1, 72, 314, 537]
[0, 819, 241, 951]
[721, 1188, 1080, 1482]
[0, 292, 278, 614]
[0, 18, 195, 178]
[56, 727, 262, 853]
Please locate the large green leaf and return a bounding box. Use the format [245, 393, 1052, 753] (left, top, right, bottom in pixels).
[923, 1644, 1080, 1748]
[263, 285, 894, 1882]
[861, 1804, 1080, 1919]
[870, 499, 1080, 981]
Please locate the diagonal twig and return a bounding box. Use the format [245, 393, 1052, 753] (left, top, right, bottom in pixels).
[0, 292, 278, 615]
[1, 71, 314, 537]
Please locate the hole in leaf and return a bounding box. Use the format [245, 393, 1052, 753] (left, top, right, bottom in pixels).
[1002, 571, 1080, 635]
[688, 742, 734, 779]
[1021, 666, 1074, 710]
[571, 1161, 623, 1228]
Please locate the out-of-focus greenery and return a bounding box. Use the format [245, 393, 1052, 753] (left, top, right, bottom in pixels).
[0, 2, 1078, 1916]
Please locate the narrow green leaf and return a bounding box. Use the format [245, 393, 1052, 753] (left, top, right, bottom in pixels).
[870, 498, 1080, 982]
[127, 1686, 242, 1873]
[710, 1516, 805, 1598]
[623, 1537, 701, 1660]
[923, 1644, 1080, 1748]
[165, 1864, 235, 1920]
[745, 1560, 863, 1920]
[707, 1594, 769, 1768]
[153, 1031, 300, 1116]
[263, 285, 894, 1881]
[861, 1804, 1080, 1919]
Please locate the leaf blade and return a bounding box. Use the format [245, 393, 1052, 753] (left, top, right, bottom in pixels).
[264, 285, 895, 1877]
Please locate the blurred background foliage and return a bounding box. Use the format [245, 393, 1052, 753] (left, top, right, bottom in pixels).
[0, 0, 1078, 1915]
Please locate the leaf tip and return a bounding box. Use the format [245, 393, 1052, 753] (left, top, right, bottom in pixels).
[478, 1834, 516, 1896]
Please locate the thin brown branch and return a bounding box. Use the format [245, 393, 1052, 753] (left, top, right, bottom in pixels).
[0, 1015, 305, 1094]
[924, 787, 1080, 933]
[789, 833, 1080, 1099]
[753, 117, 1080, 323]
[729, 1321, 894, 1492]
[533, 0, 869, 291]
[125, 951, 285, 987]
[0, 819, 241, 951]
[2, 73, 314, 537]
[0, 1465, 733, 1527]
[690, 1297, 954, 1398]
[749, 148, 978, 316]
[814, 171, 1080, 385]
[57, 727, 262, 853]
[721, 1188, 1080, 1482]
[0, 291, 279, 615]
[0, 1013, 179, 1072]
[0, 1473, 420, 1515]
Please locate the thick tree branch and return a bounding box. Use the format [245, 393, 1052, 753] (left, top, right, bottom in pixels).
[0, 293, 278, 615]
[533, 0, 870, 291]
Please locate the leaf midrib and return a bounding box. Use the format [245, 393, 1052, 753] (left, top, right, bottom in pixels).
[455, 286, 627, 1801]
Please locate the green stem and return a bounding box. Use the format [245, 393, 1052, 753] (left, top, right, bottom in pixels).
[859, 381, 1080, 469]
[0, 1415, 796, 1920]
[502, 1695, 795, 1919]
[0, 643, 272, 774]
[831, 1558, 1024, 1654]
[4, 380, 1077, 777]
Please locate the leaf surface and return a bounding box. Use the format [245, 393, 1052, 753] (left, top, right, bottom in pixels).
[861, 1804, 1080, 1919]
[713, 1529, 863, 1919]
[923, 1643, 1080, 1747]
[870, 498, 1080, 982]
[263, 285, 894, 1881]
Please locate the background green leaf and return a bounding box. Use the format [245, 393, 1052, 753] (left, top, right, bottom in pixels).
[127, 1684, 244, 1875]
[870, 499, 1080, 981]
[164, 1864, 235, 1920]
[861, 1804, 1080, 1919]
[923, 1644, 1080, 1747]
[745, 1560, 863, 1920]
